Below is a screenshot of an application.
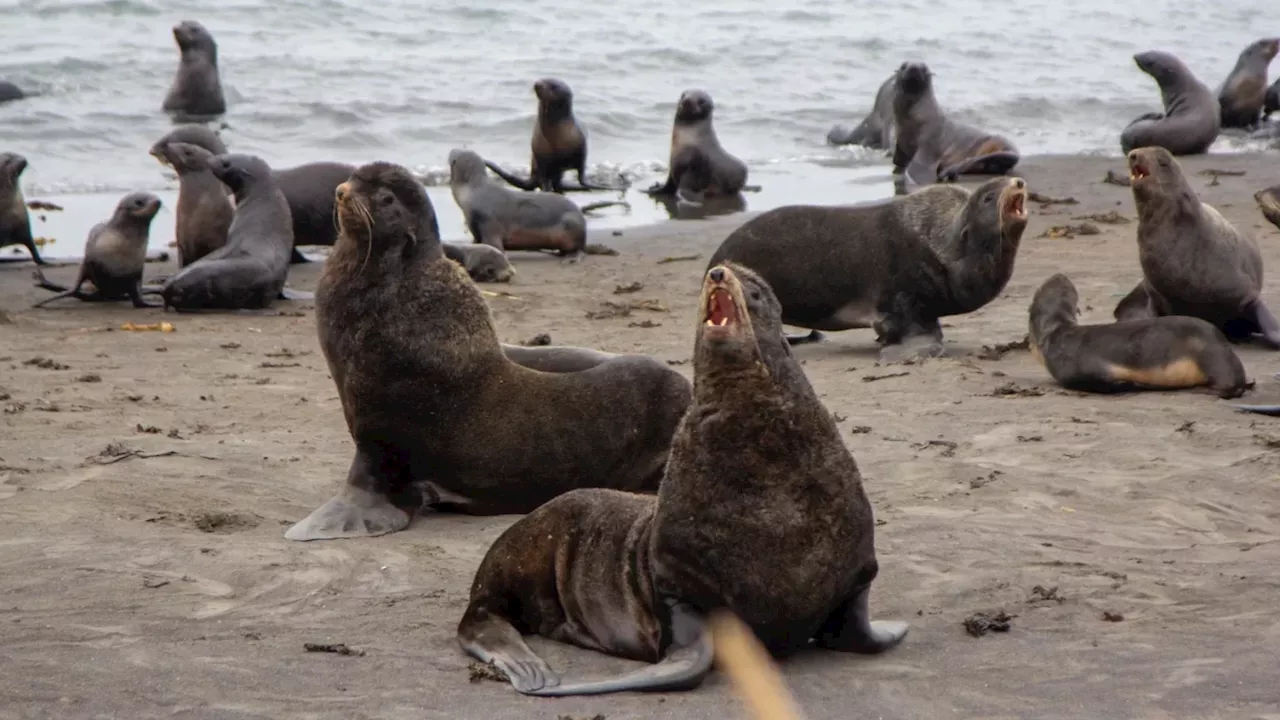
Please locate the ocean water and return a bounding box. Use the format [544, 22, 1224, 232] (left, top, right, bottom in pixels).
[0, 0, 1275, 259]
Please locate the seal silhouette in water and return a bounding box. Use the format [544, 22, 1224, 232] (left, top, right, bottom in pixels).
[32, 193, 163, 308]
[161, 20, 226, 120]
[645, 90, 749, 201]
[1119, 51, 1220, 156]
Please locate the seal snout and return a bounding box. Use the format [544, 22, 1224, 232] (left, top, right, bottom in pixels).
[1126, 150, 1150, 182]
[702, 265, 742, 335]
[1002, 178, 1028, 221]
[334, 181, 349, 205]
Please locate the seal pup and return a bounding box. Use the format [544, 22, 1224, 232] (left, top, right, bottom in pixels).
[442, 241, 514, 283]
[1113, 146, 1280, 349]
[1256, 185, 1280, 232]
[708, 176, 1029, 360]
[826, 74, 896, 149]
[0, 81, 25, 104]
[162, 20, 226, 120]
[150, 141, 233, 267]
[0, 152, 45, 265]
[1029, 274, 1250, 398]
[645, 90, 749, 201]
[158, 153, 295, 311]
[284, 160, 690, 542]
[1119, 51, 1220, 156]
[892, 61, 1020, 185]
[32, 192, 162, 309]
[456, 263, 907, 696]
[1217, 38, 1279, 129]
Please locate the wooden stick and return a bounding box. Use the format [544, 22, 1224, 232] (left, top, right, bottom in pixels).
[708, 610, 807, 720]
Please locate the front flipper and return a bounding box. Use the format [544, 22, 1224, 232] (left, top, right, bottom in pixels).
[457, 606, 561, 694]
[785, 330, 825, 346]
[937, 152, 1020, 182]
[1113, 282, 1155, 321]
[1247, 298, 1280, 349]
[285, 448, 415, 541]
[279, 287, 315, 302]
[484, 161, 539, 192]
[815, 585, 908, 654]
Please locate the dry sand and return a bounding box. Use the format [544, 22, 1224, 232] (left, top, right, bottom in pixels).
[2, 153, 1279, 720]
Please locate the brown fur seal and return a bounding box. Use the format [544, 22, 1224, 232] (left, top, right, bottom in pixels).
[1113, 147, 1280, 348]
[1266, 78, 1279, 117]
[892, 61, 1020, 184]
[0, 152, 45, 265]
[1217, 38, 1278, 129]
[827, 74, 896, 149]
[646, 90, 749, 201]
[1120, 51, 1220, 156]
[284, 160, 690, 542]
[442, 241, 514, 283]
[161, 20, 226, 120]
[1030, 273, 1250, 398]
[273, 161, 355, 263]
[456, 263, 907, 695]
[0, 81, 27, 104]
[708, 177, 1029, 360]
[149, 124, 228, 161]
[1257, 184, 1280, 232]
[151, 141, 233, 267]
[32, 192, 162, 308]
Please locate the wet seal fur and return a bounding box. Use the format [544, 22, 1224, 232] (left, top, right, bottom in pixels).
[442, 241, 514, 283]
[1120, 51, 1220, 156]
[456, 263, 906, 696]
[162, 20, 226, 120]
[151, 141, 233, 267]
[827, 74, 896, 149]
[1217, 38, 1279, 129]
[645, 90, 749, 201]
[0, 152, 45, 265]
[1113, 147, 1280, 349]
[284, 160, 691, 542]
[707, 177, 1029, 361]
[1030, 273, 1250, 398]
[892, 61, 1019, 185]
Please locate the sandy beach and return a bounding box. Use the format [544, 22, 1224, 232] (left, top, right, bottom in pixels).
[2, 153, 1280, 720]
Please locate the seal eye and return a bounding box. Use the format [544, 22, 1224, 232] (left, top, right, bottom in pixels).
[379, 192, 395, 208]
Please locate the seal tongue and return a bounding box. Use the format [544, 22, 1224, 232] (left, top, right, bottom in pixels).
[1130, 159, 1149, 181]
[705, 288, 737, 327]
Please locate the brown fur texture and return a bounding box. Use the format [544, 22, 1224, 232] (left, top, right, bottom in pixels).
[646, 90, 749, 200]
[152, 141, 233, 267]
[0, 152, 45, 264]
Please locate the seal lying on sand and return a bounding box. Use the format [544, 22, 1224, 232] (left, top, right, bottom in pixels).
[0, 81, 26, 104]
[1256, 184, 1280, 232]
[1217, 38, 1278, 129]
[162, 20, 226, 119]
[646, 90, 749, 201]
[32, 192, 162, 309]
[0, 152, 45, 265]
[892, 61, 1019, 185]
[1120, 51, 1220, 156]
[456, 263, 907, 696]
[708, 177, 1029, 360]
[827, 74, 896, 149]
[284, 160, 690, 542]
[442, 241, 514, 283]
[151, 141, 233, 267]
[1113, 147, 1280, 349]
[1029, 274, 1250, 398]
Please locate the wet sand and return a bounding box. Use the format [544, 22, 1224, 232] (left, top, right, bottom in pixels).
[2, 152, 1279, 720]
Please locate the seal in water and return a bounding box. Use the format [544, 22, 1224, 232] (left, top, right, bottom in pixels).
[161, 20, 226, 120]
[0, 152, 45, 265]
[1217, 38, 1279, 129]
[32, 192, 163, 308]
[1029, 273, 1250, 398]
[284, 160, 690, 542]
[892, 61, 1020, 185]
[827, 74, 896, 149]
[645, 90, 749, 201]
[708, 176, 1029, 360]
[151, 141, 233, 267]
[442, 241, 514, 283]
[1119, 51, 1220, 156]
[158, 153, 295, 311]
[456, 263, 907, 696]
[1113, 146, 1280, 349]
[0, 81, 26, 104]
[1257, 184, 1280, 232]
[273, 161, 355, 263]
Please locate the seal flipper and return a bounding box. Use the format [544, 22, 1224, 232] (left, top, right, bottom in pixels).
[278, 287, 315, 302]
[285, 448, 414, 541]
[128, 282, 161, 309]
[785, 330, 824, 346]
[483, 161, 539, 192]
[1246, 298, 1280, 348]
[1232, 404, 1280, 416]
[1114, 282, 1155, 321]
[456, 606, 560, 694]
[290, 247, 310, 264]
[814, 585, 909, 654]
[937, 152, 1020, 182]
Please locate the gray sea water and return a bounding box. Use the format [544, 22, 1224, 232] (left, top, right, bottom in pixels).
[1, 0, 1276, 259]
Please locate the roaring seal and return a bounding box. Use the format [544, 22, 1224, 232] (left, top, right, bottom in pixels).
[162, 20, 226, 119]
[826, 74, 896, 149]
[284, 160, 691, 542]
[892, 61, 1019, 185]
[442, 241, 514, 283]
[1217, 38, 1279, 129]
[1257, 184, 1280, 232]
[273, 161, 355, 263]
[456, 263, 907, 695]
[32, 192, 162, 308]
[1029, 274, 1250, 398]
[645, 90, 749, 201]
[1113, 146, 1280, 348]
[0, 81, 25, 104]
[1119, 51, 1220, 156]
[0, 152, 45, 265]
[708, 176, 1029, 359]
[158, 153, 294, 311]
[151, 141, 233, 267]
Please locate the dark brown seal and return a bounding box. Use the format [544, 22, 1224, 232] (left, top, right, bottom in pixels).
[161, 20, 226, 120]
[1257, 184, 1280, 232]
[273, 161, 355, 263]
[1113, 146, 1280, 348]
[827, 73, 896, 149]
[456, 263, 906, 696]
[1120, 51, 1220, 156]
[645, 90, 749, 201]
[1030, 273, 1250, 398]
[0, 152, 45, 264]
[708, 176, 1029, 361]
[284, 160, 690, 542]
[151, 141, 233, 267]
[1217, 38, 1279, 129]
[892, 61, 1019, 184]
[1266, 78, 1280, 117]
[32, 192, 162, 308]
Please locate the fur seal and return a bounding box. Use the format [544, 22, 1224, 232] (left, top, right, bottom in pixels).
[645, 90, 749, 201]
[32, 192, 162, 308]
[0, 152, 45, 265]
[1119, 51, 1220, 156]
[708, 176, 1029, 359]
[1217, 38, 1278, 129]
[273, 161, 355, 263]
[1030, 273, 1250, 398]
[1113, 146, 1280, 349]
[1266, 78, 1279, 117]
[1257, 184, 1280, 232]
[162, 20, 226, 120]
[150, 124, 228, 161]
[150, 141, 233, 267]
[442, 241, 514, 283]
[0, 81, 25, 104]
[284, 160, 691, 542]
[892, 61, 1020, 185]
[456, 263, 907, 696]
[158, 153, 295, 311]
[826, 74, 896, 149]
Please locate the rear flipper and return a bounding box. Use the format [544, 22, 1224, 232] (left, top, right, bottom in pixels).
[785, 330, 824, 346]
[1246, 298, 1280, 349]
[814, 585, 909, 654]
[1233, 404, 1280, 416]
[32, 267, 71, 294]
[484, 161, 538, 192]
[578, 200, 632, 214]
[1113, 282, 1155, 321]
[457, 606, 560, 694]
[937, 152, 1020, 182]
[279, 287, 315, 302]
[128, 282, 161, 309]
[290, 247, 311, 264]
